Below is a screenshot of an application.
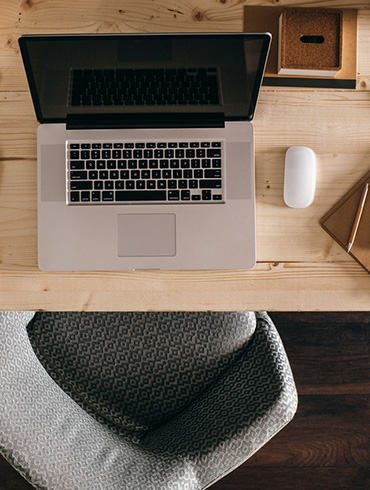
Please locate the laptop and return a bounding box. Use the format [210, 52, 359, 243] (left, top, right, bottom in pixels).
[19, 33, 271, 271]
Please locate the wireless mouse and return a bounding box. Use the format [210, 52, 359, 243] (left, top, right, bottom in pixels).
[284, 146, 316, 208]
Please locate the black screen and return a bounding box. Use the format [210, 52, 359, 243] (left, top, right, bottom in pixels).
[19, 33, 270, 123]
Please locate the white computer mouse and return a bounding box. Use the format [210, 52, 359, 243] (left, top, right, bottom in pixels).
[284, 146, 316, 208]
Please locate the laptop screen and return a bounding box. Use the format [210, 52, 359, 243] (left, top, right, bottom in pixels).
[19, 33, 271, 124]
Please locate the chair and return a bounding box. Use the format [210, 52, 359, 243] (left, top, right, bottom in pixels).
[0, 311, 297, 490]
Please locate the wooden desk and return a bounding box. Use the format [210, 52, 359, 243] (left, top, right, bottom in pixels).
[1, 0, 369, 311]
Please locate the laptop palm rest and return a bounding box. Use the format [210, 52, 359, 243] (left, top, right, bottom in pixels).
[117, 214, 176, 257]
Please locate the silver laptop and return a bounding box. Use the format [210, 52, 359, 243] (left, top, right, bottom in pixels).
[19, 33, 271, 271]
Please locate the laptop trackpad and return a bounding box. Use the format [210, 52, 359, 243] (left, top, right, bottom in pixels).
[117, 214, 176, 257]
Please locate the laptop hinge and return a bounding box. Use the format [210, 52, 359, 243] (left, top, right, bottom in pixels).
[66, 112, 225, 130]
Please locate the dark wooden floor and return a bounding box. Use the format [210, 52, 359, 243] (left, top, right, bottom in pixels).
[1, 312, 369, 490]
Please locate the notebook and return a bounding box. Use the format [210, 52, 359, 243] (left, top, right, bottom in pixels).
[320, 170, 370, 274]
[19, 33, 271, 271]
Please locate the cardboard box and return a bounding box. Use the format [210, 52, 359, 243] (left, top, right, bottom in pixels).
[278, 8, 342, 77]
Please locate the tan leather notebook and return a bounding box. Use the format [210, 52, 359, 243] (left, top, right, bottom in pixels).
[320, 170, 370, 273]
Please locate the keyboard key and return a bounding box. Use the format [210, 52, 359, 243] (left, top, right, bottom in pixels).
[70, 150, 79, 159]
[181, 190, 190, 200]
[70, 161, 84, 170]
[205, 169, 222, 178]
[70, 191, 80, 202]
[70, 171, 87, 180]
[213, 194, 223, 200]
[116, 190, 166, 201]
[102, 191, 114, 201]
[202, 190, 212, 200]
[88, 171, 98, 180]
[200, 180, 222, 188]
[168, 190, 179, 200]
[207, 148, 221, 157]
[81, 191, 90, 201]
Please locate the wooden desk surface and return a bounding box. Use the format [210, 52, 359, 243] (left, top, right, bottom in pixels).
[1, 0, 370, 311]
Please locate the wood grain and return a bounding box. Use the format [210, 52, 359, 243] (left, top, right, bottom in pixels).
[0, 0, 370, 310]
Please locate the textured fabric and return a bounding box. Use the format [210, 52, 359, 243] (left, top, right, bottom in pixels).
[0, 311, 298, 490]
[27, 312, 256, 433]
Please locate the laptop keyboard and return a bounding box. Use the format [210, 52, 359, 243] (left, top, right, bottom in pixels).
[67, 141, 224, 205]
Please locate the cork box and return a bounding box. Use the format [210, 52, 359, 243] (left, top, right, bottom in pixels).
[278, 8, 343, 77]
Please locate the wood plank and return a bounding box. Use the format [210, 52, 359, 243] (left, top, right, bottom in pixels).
[242, 395, 370, 467]
[1, 262, 370, 311]
[270, 312, 370, 394]
[5, 464, 34, 490]
[211, 467, 370, 490]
